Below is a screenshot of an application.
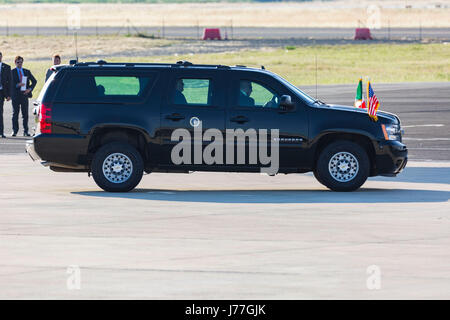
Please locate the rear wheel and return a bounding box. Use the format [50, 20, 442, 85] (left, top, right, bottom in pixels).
[313, 169, 326, 186]
[91, 142, 144, 192]
[315, 141, 370, 191]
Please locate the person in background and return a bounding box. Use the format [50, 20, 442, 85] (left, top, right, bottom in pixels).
[11, 56, 37, 137]
[0, 52, 12, 139]
[45, 54, 61, 82]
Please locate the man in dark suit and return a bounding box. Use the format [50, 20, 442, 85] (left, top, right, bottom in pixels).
[11, 56, 37, 137]
[239, 80, 255, 107]
[0, 52, 12, 138]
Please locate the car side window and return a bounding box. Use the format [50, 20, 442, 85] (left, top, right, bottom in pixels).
[56, 74, 154, 103]
[94, 76, 150, 96]
[172, 78, 212, 106]
[238, 80, 280, 108]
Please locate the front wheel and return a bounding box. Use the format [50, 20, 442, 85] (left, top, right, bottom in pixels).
[315, 141, 370, 191]
[91, 142, 144, 192]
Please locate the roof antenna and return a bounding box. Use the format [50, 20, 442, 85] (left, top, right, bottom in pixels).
[315, 54, 318, 100]
[74, 31, 79, 63]
[261, 65, 265, 70]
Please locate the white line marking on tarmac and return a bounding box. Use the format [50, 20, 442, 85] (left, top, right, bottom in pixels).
[147, 191, 176, 195]
[409, 147, 450, 151]
[403, 138, 450, 141]
[402, 124, 444, 128]
[0, 142, 27, 145]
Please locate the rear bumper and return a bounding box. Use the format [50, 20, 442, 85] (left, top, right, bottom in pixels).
[26, 139, 40, 161]
[375, 140, 408, 176]
[26, 133, 89, 166]
[26, 136, 89, 171]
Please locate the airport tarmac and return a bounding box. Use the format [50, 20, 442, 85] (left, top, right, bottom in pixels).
[0, 155, 449, 299]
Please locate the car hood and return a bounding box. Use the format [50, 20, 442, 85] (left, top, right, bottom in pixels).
[326, 104, 400, 124]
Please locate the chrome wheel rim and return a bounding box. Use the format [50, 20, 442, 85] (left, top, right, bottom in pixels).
[102, 153, 133, 184]
[328, 151, 359, 182]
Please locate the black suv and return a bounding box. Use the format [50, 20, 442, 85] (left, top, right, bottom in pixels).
[27, 60, 407, 192]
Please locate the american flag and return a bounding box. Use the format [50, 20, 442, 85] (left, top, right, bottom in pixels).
[367, 81, 380, 121]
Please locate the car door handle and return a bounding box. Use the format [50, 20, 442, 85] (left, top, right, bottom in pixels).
[230, 116, 249, 124]
[165, 113, 185, 121]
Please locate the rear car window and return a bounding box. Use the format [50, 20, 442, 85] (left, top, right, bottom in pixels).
[56, 73, 156, 103]
[94, 76, 148, 96]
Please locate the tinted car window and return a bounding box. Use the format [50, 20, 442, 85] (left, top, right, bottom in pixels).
[239, 80, 280, 108]
[56, 73, 155, 103]
[94, 76, 150, 96]
[172, 78, 211, 106]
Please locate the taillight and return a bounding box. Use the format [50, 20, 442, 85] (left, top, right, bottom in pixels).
[40, 102, 52, 134]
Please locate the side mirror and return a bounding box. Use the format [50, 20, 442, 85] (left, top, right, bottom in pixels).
[279, 95, 294, 111]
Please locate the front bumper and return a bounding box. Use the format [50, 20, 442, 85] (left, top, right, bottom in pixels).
[375, 140, 408, 176]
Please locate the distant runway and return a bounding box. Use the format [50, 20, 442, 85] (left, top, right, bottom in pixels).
[0, 82, 449, 161]
[1, 26, 450, 41]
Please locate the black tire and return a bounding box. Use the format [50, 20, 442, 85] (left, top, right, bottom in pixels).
[91, 142, 144, 192]
[313, 169, 326, 186]
[315, 140, 370, 192]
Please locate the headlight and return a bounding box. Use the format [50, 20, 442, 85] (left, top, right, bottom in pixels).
[381, 124, 401, 141]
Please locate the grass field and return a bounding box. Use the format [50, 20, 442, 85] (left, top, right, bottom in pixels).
[16, 42, 449, 96]
[121, 43, 450, 85]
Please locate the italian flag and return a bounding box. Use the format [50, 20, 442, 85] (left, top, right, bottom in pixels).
[354, 78, 366, 108]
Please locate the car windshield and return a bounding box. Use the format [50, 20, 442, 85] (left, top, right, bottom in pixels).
[273, 74, 316, 105]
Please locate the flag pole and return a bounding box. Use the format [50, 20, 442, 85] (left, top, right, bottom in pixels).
[367, 76, 370, 105]
[315, 54, 318, 100]
[361, 76, 363, 102]
[360, 75, 363, 109]
[361, 76, 364, 105]
[367, 77, 370, 120]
